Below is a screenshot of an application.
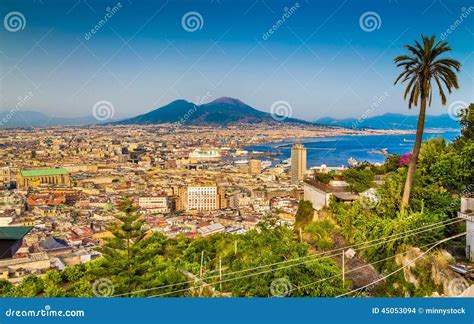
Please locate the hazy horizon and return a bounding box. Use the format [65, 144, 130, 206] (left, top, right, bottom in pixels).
[1, 96, 467, 122]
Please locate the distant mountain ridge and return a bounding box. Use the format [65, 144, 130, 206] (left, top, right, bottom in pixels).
[0, 111, 102, 128]
[115, 97, 308, 125]
[314, 113, 460, 130]
[0, 100, 462, 130]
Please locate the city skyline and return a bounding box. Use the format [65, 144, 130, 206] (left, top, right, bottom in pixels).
[0, 0, 473, 121]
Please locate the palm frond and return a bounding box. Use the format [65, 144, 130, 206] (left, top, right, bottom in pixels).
[394, 34, 461, 108]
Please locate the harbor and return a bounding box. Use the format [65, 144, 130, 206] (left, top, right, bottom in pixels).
[246, 131, 459, 167]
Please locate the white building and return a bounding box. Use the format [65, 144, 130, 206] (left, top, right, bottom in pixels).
[138, 196, 169, 214]
[189, 148, 221, 161]
[187, 185, 218, 211]
[0, 214, 14, 226]
[303, 179, 350, 210]
[458, 197, 474, 261]
[309, 164, 346, 174]
[198, 223, 225, 236]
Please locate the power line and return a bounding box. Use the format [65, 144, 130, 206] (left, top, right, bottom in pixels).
[143, 218, 464, 298]
[112, 217, 461, 297]
[335, 230, 470, 298]
[113, 217, 462, 297]
[287, 231, 467, 295]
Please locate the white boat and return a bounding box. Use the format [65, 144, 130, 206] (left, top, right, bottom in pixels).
[347, 157, 358, 167]
[234, 159, 249, 165]
[189, 148, 221, 159]
[368, 148, 389, 155]
[277, 158, 291, 168]
[234, 150, 248, 156]
[261, 160, 272, 169]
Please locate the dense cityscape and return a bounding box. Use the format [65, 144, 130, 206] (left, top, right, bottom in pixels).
[0, 123, 408, 275]
[0, 110, 473, 298]
[0, 5, 473, 323]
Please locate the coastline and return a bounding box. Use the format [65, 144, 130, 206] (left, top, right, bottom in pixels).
[245, 129, 460, 167]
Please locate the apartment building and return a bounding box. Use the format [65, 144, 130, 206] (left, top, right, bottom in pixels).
[0, 167, 12, 189]
[187, 185, 218, 211]
[138, 195, 169, 214]
[291, 143, 307, 184]
[248, 159, 262, 175]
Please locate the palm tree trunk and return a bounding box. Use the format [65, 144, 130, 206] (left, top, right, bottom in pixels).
[400, 95, 427, 210]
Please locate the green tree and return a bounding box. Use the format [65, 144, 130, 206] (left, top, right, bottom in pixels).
[458, 103, 473, 142]
[304, 219, 335, 250]
[417, 137, 473, 193]
[130, 233, 187, 297]
[294, 200, 314, 230]
[217, 216, 344, 297]
[383, 154, 401, 173]
[65, 278, 94, 297]
[394, 35, 461, 210]
[94, 198, 147, 296]
[11, 275, 44, 297]
[43, 270, 66, 297]
[0, 279, 13, 296]
[315, 172, 332, 184]
[342, 168, 375, 193]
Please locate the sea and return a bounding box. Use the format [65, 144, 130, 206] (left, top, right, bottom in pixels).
[245, 131, 460, 167]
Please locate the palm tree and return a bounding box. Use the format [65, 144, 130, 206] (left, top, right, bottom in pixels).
[394, 35, 460, 210]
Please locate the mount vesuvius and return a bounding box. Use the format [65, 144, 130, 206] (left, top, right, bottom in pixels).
[115, 97, 308, 125]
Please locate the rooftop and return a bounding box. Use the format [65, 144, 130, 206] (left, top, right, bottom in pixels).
[333, 192, 359, 201]
[198, 223, 225, 235]
[0, 226, 33, 240]
[0, 252, 49, 268]
[303, 179, 348, 193]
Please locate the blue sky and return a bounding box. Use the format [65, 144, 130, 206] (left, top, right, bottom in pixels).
[0, 0, 473, 120]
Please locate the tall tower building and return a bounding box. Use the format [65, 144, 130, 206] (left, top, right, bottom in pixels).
[291, 143, 307, 184]
[248, 159, 262, 175]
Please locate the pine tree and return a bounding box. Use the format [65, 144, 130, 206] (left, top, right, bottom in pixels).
[95, 198, 146, 296]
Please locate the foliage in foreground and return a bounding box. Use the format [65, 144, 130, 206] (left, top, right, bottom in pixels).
[0, 214, 345, 298]
[328, 106, 472, 296]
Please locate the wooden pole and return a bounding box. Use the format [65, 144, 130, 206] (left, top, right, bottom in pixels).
[219, 256, 222, 291]
[199, 250, 204, 279]
[342, 250, 345, 288]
